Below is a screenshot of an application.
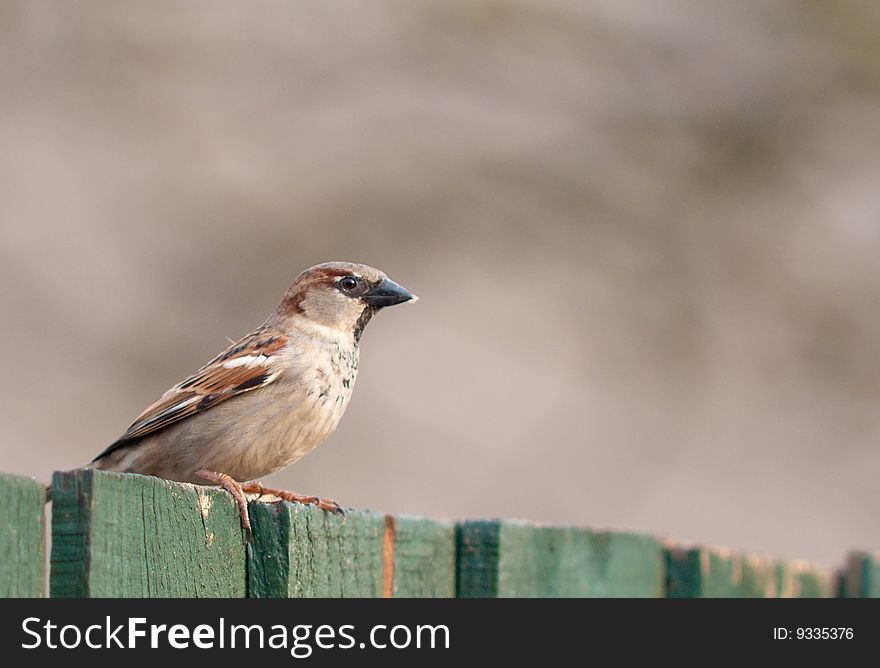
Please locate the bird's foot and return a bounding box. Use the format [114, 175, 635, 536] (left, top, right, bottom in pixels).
[196, 469, 252, 540]
[240, 481, 344, 515]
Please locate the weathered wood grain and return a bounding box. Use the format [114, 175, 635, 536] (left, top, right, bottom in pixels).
[35, 467, 855, 599]
[666, 545, 833, 598]
[457, 520, 664, 597]
[0, 473, 46, 597]
[390, 515, 456, 597]
[247, 501, 384, 597]
[50, 469, 247, 597]
[248, 502, 455, 597]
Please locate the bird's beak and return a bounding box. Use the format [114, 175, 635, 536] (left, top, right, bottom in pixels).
[362, 278, 418, 308]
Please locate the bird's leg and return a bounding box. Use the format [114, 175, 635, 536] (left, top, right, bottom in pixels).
[196, 469, 252, 538]
[240, 480, 344, 515]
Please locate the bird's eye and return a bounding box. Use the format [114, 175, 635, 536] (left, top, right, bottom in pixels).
[339, 276, 359, 291]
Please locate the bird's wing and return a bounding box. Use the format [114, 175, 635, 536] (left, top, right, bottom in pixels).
[93, 328, 289, 460]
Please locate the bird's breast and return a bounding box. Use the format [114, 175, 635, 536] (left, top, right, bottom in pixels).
[264, 340, 360, 462]
[166, 338, 362, 482]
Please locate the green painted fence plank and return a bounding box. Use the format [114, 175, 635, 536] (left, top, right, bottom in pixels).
[775, 561, 834, 598]
[247, 501, 384, 598]
[50, 469, 246, 598]
[0, 473, 46, 597]
[248, 502, 455, 597]
[666, 545, 833, 598]
[457, 520, 664, 597]
[391, 515, 455, 597]
[666, 547, 775, 597]
[40, 467, 847, 599]
[839, 552, 880, 598]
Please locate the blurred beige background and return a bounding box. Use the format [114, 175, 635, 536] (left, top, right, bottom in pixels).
[2, 1, 879, 565]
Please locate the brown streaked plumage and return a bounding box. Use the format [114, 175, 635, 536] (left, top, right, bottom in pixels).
[101, 327, 288, 452]
[91, 261, 417, 535]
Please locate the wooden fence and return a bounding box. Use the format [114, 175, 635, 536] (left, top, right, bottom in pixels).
[1, 470, 876, 598]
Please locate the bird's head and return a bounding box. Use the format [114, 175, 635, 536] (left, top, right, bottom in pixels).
[273, 262, 417, 341]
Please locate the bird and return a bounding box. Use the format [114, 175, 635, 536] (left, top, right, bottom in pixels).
[90, 261, 417, 535]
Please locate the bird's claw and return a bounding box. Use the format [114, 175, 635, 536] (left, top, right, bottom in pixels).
[317, 497, 344, 515]
[241, 481, 344, 516]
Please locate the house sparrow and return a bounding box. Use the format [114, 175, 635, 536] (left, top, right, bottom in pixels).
[91, 262, 417, 535]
